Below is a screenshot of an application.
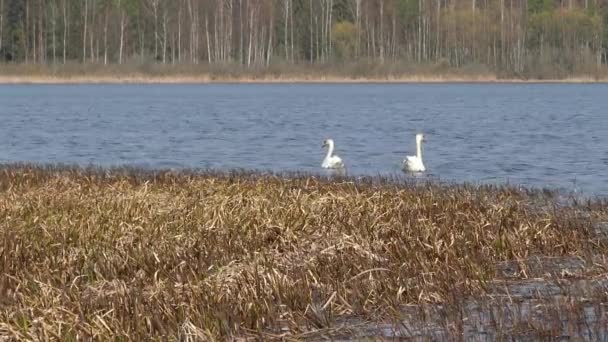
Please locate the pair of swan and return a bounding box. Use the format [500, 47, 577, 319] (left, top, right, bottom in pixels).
[322, 133, 426, 172]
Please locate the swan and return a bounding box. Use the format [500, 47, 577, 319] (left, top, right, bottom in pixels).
[403, 133, 426, 172]
[321, 138, 344, 169]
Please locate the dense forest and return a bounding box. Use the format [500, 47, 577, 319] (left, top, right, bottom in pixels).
[0, 0, 607, 77]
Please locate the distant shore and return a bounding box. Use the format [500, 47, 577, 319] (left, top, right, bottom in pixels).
[1, 63, 607, 84]
[1, 74, 607, 84]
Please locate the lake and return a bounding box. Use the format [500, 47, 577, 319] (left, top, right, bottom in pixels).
[0, 83, 606, 195]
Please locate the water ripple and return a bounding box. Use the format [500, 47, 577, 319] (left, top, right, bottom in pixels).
[0, 83, 607, 196]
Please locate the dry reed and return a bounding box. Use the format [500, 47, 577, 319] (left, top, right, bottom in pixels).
[0, 164, 606, 340]
[2, 62, 608, 84]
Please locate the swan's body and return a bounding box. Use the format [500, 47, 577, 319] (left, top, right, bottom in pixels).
[321, 139, 344, 169]
[403, 133, 426, 172]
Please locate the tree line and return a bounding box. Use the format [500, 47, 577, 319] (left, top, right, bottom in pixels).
[0, 0, 607, 76]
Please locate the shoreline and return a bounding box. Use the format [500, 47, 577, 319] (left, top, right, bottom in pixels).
[1, 74, 608, 84]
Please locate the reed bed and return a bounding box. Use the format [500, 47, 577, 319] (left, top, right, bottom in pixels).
[2, 62, 608, 84]
[0, 164, 606, 340]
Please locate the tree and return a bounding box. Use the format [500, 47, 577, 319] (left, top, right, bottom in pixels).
[0, 0, 4, 54]
[3, 0, 25, 61]
[0, 0, 605, 77]
[82, 0, 87, 62]
[50, 0, 56, 63]
[331, 20, 356, 60]
[528, 0, 553, 14]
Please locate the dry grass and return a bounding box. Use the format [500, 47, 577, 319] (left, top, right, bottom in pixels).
[2, 62, 608, 83]
[0, 164, 606, 340]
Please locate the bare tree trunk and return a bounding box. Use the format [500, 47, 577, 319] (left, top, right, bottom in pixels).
[178, 3, 181, 62]
[162, 10, 167, 63]
[326, 0, 330, 60]
[254, 21, 260, 64]
[33, 0, 38, 61]
[171, 32, 175, 64]
[355, 0, 360, 58]
[90, 25, 94, 63]
[596, 31, 601, 67]
[226, 1, 232, 63]
[371, 19, 375, 59]
[327, 0, 332, 60]
[259, 27, 265, 65]
[96, 19, 100, 62]
[193, 3, 199, 64]
[32, 0, 37, 63]
[62, 0, 67, 64]
[89, 4, 95, 63]
[315, 14, 319, 60]
[391, 14, 396, 60]
[104, 5, 108, 64]
[239, 0, 243, 64]
[320, 0, 325, 61]
[139, 15, 144, 62]
[423, 3, 427, 61]
[187, 0, 194, 63]
[152, 0, 158, 59]
[205, 15, 211, 63]
[119, 1, 125, 64]
[284, 0, 288, 60]
[38, 0, 44, 63]
[379, 0, 384, 62]
[315, 0, 327, 62]
[214, 8, 219, 61]
[436, 0, 440, 60]
[51, 0, 56, 63]
[0, 0, 3, 52]
[418, 0, 422, 62]
[266, 12, 273, 66]
[25, 0, 29, 63]
[500, 0, 504, 66]
[364, 6, 369, 58]
[219, 2, 224, 62]
[289, 0, 294, 62]
[247, 5, 253, 67]
[83, 0, 88, 62]
[309, 0, 313, 62]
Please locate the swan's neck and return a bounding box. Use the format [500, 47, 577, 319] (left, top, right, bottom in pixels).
[325, 142, 334, 159]
[416, 139, 423, 160]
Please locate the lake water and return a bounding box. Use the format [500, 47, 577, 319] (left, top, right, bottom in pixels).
[0, 83, 607, 196]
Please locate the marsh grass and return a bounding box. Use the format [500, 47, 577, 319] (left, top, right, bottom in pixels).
[2, 62, 608, 83]
[0, 164, 606, 340]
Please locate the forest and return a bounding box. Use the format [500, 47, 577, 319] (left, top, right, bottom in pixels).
[0, 0, 607, 78]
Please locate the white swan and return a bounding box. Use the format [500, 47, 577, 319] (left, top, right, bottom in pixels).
[403, 133, 426, 172]
[321, 138, 344, 169]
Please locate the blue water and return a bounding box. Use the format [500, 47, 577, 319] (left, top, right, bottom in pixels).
[0, 83, 607, 195]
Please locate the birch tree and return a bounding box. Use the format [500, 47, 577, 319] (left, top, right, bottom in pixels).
[0, 0, 4, 53]
[0, 0, 606, 76]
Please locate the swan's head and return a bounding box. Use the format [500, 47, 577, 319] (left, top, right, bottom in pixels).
[416, 133, 426, 143]
[322, 139, 334, 148]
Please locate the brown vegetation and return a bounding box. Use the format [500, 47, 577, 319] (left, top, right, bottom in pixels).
[1, 62, 608, 84]
[0, 165, 606, 340]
